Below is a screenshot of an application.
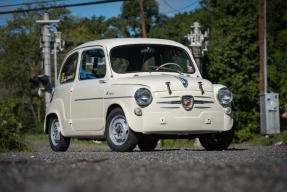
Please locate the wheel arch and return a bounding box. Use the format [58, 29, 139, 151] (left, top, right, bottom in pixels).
[44, 113, 59, 134]
[106, 104, 123, 120]
[104, 101, 143, 133]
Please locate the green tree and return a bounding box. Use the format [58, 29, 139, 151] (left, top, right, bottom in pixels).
[0, 100, 27, 152]
[0, 5, 71, 147]
[200, 0, 260, 142]
[266, 0, 287, 112]
[59, 15, 118, 45]
[109, 0, 166, 37]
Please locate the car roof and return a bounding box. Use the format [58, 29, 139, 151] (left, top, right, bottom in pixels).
[72, 38, 187, 51]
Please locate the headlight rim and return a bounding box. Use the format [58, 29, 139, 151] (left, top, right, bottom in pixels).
[134, 88, 153, 107]
[217, 87, 233, 106]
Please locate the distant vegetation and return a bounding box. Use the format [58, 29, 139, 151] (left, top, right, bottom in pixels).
[0, 0, 287, 151]
[0, 100, 28, 152]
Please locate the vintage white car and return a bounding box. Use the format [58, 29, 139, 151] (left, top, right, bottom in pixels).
[45, 38, 234, 152]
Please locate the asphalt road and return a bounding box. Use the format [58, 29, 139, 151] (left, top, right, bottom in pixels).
[0, 142, 286, 192]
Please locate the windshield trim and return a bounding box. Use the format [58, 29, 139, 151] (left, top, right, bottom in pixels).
[109, 43, 196, 75]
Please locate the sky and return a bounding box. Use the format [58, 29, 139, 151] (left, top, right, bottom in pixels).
[0, 0, 201, 25]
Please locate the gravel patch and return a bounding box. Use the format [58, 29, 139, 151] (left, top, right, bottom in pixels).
[0, 142, 286, 192]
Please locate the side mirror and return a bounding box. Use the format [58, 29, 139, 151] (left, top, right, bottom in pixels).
[37, 88, 45, 98]
[30, 75, 52, 98]
[31, 88, 45, 98]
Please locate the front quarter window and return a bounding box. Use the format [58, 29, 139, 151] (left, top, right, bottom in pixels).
[60, 52, 78, 84]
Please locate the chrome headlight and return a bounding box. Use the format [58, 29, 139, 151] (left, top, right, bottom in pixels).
[218, 87, 233, 106]
[134, 88, 152, 107]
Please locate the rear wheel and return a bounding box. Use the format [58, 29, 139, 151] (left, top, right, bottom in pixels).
[199, 129, 234, 151]
[48, 116, 70, 152]
[138, 136, 158, 151]
[106, 108, 138, 152]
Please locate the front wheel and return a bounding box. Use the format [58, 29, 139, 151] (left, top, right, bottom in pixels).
[48, 116, 70, 152]
[199, 129, 234, 151]
[105, 108, 138, 152]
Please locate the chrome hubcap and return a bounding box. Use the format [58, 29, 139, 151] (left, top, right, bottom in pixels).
[109, 115, 129, 146]
[50, 119, 61, 146]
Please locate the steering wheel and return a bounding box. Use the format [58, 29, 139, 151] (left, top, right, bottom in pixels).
[156, 63, 183, 72]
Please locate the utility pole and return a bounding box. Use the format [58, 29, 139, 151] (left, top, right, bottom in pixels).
[139, 0, 147, 38]
[139, 0, 149, 71]
[183, 22, 209, 74]
[53, 31, 64, 87]
[53, 33, 58, 87]
[36, 13, 59, 109]
[259, 0, 280, 135]
[259, 0, 266, 95]
[259, 0, 265, 135]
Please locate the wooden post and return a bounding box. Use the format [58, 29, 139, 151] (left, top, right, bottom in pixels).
[139, 0, 147, 38]
[138, 0, 148, 70]
[259, 0, 265, 95]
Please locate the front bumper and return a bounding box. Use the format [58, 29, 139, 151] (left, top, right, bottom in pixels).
[127, 91, 233, 134]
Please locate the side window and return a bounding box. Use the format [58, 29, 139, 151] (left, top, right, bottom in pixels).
[80, 49, 106, 80]
[60, 52, 78, 84]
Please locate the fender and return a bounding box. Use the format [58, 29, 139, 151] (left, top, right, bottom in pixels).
[213, 84, 226, 106]
[45, 98, 71, 136]
[104, 100, 144, 133]
[103, 84, 147, 133]
[213, 84, 233, 131]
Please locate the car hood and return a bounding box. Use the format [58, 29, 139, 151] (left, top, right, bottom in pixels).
[110, 74, 213, 92]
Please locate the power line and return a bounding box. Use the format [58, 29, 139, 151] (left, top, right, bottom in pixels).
[161, 0, 199, 14]
[0, 0, 127, 15]
[162, 0, 181, 12]
[0, 0, 65, 8]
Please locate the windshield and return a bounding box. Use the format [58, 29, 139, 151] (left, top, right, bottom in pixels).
[110, 44, 195, 74]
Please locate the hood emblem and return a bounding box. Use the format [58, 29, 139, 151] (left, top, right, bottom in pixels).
[176, 77, 188, 88]
[198, 82, 205, 95]
[181, 95, 194, 111]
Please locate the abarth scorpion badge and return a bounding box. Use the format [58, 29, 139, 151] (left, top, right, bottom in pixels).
[181, 95, 194, 111]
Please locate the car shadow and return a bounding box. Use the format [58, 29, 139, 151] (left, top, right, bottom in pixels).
[88, 147, 248, 153]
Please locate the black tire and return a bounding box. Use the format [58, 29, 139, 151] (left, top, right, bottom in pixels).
[138, 135, 158, 151]
[105, 108, 138, 152]
[48, 116, 70, 152]
[199, 129, 234, 151]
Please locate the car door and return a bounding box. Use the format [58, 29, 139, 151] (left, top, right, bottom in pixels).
[70, 48, 107, 131]
[57, 52, 79, 125]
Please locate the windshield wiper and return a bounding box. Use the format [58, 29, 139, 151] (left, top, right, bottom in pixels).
[147, 66, 158, 71]
[155, 66, 184, 75]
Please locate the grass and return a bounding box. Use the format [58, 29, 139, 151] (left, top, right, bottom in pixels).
[161, 139, 196, 148]
[24, 131, 287, 149]
[24, 134, 107, 146]
[161, 131, 287, 147]
[24, 134, 48, 142]
[24, 134, 196, 148]
[247, 131, 287, 146]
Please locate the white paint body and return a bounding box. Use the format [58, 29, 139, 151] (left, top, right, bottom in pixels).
[44, 38, 233, 139]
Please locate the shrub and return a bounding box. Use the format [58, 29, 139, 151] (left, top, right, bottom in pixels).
[0, 100, 27, 152]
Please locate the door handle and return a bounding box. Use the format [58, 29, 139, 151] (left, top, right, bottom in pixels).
[99, 80, 106, 84]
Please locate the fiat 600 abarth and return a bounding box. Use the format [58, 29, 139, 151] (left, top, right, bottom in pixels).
[45, 38, 233, 152]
